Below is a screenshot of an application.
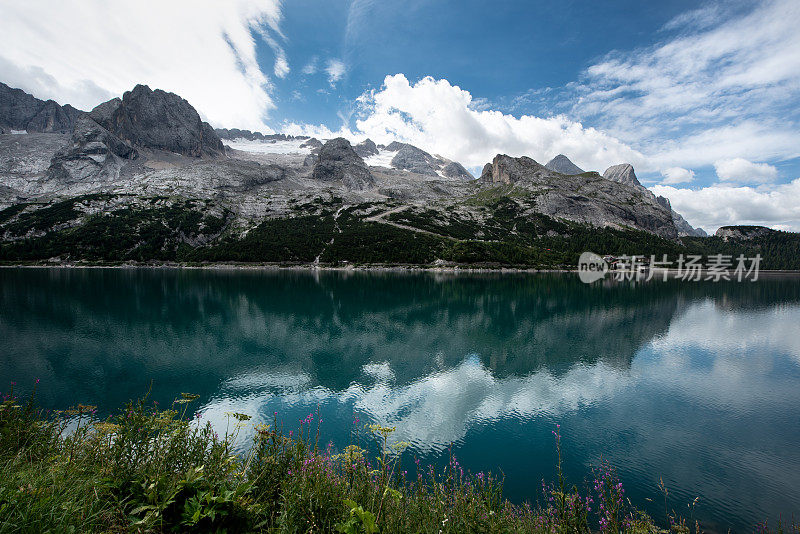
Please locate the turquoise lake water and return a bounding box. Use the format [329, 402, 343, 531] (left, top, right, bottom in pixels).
[1, 267, 799, 531]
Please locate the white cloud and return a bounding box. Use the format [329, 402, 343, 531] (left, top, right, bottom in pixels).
[302, 57, 319, 75]
[572, 0, 800, 168]
[648, 121, 800, 170]
[652, 178, 800, 232]
[661, 4, 722, 32]
[714, 157, 778, 183]
[282, 121, 354, 141]
[661, 167, 695, 184]
[0, 0, 284, 132]
[200, 356, 634, 453]
[273, 52, 290, 79]
[348, 74, 647, 170]
[198, 300, 800, 454]
[325, 59, 347, 86]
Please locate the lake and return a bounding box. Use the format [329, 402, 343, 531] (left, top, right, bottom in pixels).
[1, 267, 799, 532]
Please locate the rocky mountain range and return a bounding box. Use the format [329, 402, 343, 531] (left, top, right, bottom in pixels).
[600, 161, 706, 237]
[0, 82, 82, 134]
[215, 128, 309, 143]
[0, 82, 720, 265]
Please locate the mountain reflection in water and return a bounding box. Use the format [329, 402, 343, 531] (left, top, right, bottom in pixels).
[1, 268, 799, 532]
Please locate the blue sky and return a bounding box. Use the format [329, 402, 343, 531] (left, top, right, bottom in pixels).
[1, 0, 799, 231]
[268, 0, 705, 127]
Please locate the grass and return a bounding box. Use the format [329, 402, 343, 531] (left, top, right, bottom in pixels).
[2, 384, 797, 533]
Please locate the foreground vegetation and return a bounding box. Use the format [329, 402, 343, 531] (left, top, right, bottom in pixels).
[2, 385, 797, 533]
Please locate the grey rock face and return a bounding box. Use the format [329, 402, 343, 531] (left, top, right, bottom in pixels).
[603, 163, 641, 188]
[441, 161, 473, 180]
[384, 141, 406, 152]
[479, 154, 678, 238]
[89, 98, 121, 125]
[300, 138, 323, 149]
[390, 144, 440, 176]
[47, 116, 138, 185]
[668, 202, 707, 237]
[479, 154, 549, 184]
[545, 154, 584, 175]
[604, 165, 706, 237]
[716, 225, 772, 241]
[311, 138, 376, 191]
[373, 141, 472, 180]
[656, 195, 706, 237]
[92, 85, 224, 157]
[0, 132, 70, 202]
[354, 138, 378, 158]
[673, 214, 707, 237]
[0, 82, 82, 133]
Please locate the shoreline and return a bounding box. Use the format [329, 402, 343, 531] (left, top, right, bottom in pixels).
[0, 261, 563, 274]
[1, 261, 799, 275]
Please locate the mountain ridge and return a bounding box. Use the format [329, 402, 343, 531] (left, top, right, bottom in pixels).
[0, 82, 83, 134]
[0, 82, 737, 266]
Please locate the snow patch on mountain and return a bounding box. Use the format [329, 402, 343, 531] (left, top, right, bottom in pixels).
[223, 138, 313, 155]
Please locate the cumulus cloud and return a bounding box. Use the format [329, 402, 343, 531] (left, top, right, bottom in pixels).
[661, 167, 695, 184]
[348, 74, 647, 170]
[652, 178, 800, 231]
[282, 121, 354, 141]
[325, 59, 347, 86]
[0, 0, 284, 132]
[714, 158, 778, 183]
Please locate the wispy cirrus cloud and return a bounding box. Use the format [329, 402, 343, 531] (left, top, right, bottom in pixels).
[660, 3, 723, 33]
[570, 0, 800, 174]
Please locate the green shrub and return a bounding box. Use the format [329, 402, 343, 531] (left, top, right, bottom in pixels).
[4, 383, 792, 533]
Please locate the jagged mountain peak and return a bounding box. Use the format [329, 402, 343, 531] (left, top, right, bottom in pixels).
[311, 137, 376, 191]
[353, 138, 378, 158]
[545, 154, 584, 175]
[361, 140, 473, 180]
[480, 154, 546, 184]
[90, 84, 224, 157]
[0, 82, 83, 134]
[603, 163, 641, 188]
